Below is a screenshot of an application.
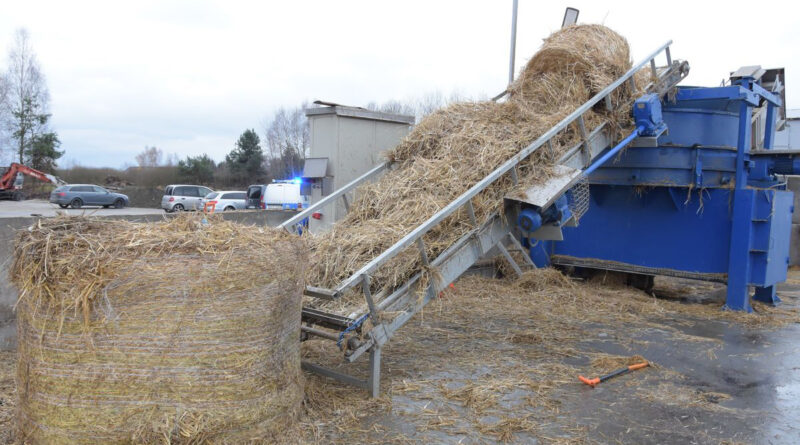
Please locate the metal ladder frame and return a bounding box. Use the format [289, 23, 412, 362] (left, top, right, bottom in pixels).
[282, 40, 684, 397]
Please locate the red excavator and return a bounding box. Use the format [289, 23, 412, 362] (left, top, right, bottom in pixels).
[0, 162, 67, 201]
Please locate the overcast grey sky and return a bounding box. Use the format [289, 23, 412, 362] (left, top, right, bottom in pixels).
[1, 0, 798, 168]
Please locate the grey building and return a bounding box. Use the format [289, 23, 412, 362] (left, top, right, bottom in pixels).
[303, 102, 414, 232]
[775, 109, 799, 149]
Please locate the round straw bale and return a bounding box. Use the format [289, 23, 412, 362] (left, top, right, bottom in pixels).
[512, 24, 631, 97]
[12, 215, 306, 444]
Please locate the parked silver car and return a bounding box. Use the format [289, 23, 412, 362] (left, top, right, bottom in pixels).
[50, 184, 129, 209]
[161, 184, 213, 212]
[201, 191, 247, 211]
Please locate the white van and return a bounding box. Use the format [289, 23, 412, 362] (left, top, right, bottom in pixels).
[246, 181, 309, 210]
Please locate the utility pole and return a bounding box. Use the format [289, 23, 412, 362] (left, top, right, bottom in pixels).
[508, 0, 519, 85]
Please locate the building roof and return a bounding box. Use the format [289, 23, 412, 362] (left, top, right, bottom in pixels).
[305, 101, 415, 125]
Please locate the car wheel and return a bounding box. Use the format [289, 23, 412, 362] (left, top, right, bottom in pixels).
[224, 206, 235, 211]
[114, 199, 125, 209]
[58, 204, 68, 209]
[70, 198, 83, 209]
[103, 205, 110, 209]
[12, 191, 23, 201]
[173, 204, 184, 212]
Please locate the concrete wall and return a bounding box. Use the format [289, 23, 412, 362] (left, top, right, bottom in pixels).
[0, 210, 295, 350]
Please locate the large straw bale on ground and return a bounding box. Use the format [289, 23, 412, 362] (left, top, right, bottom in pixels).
[307, 25, 639, 314]
[11, 215, 306, 444]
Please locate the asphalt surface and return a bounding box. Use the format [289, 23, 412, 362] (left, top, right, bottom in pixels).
[0, 199, 165, 218]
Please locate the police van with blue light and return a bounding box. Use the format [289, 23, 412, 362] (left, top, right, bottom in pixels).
[246, 178, 310, 211]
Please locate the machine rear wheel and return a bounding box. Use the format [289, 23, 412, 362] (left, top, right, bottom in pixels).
[70, 198, 83, 209]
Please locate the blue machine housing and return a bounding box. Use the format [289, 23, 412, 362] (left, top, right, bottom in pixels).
[526, 72, 793, 312]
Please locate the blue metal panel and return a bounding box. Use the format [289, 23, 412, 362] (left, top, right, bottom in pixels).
[674, 86, 759, 105]
[750, 190, 792, 286]
[588, 146, 736, 188]
[658, 108, 740, 147]
[552, 185, 733, 274]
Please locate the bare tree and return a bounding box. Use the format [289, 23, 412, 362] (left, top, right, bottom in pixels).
[414, 91, 469, 120]
[264, 103, 309, 179]
[135, 146, 163, 167]
[415, 91, 447, 119]
[1, 29, 51, 164]
[364, 91, 466, 123]
[378, 100, 416, 116]
[164, 152, 180, 166]
[0, 75, 9, 164]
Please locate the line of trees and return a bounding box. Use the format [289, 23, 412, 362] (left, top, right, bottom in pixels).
[0, 29, 62, 173]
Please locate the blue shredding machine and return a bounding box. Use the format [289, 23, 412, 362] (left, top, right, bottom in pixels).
[514, 65, 794, 312]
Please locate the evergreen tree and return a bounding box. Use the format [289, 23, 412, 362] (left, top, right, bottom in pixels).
[226, 129, 266, 184]
[25, 131, 62, 173]
[178, 154, 215, 184]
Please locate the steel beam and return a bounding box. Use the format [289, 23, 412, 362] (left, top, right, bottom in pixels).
[301, 362, 369, 389]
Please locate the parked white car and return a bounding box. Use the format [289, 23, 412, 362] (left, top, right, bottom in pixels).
[201, 191, 247, 211]
[161, 184, 213, 212]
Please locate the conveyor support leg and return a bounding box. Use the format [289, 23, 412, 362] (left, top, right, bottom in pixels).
[368, 346, 382, 398]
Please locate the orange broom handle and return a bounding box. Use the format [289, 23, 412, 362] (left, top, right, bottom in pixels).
[628, 362, 649, 371]
[578, 375, 600, 386]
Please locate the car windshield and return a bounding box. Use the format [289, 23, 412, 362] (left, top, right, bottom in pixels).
[205, 192, 219, 199]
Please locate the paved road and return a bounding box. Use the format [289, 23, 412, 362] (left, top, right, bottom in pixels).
[0, 199, 164, 218]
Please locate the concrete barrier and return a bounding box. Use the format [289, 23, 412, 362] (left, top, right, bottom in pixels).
[0, 210, 295, 350]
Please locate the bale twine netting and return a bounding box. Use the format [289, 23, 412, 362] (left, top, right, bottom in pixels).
[11, 215, 307, 444]
[307, 24, 646, 315]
